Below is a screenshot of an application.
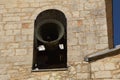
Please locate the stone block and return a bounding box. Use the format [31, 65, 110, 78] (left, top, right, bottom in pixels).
[0, 68, 7, 75]
[0, 5, 4, 9]
[5, 30, 13, 35]
[3, 16, 20, 21]
[0, 57, 6, 64]
[78, 37, 87, 45]
[27, 78, 36, 80]
[96, 44, 108, 50]
[22, 29, 33, 35]
[68, 66, 76, 75]
[14, 60, 32, 65]
[22, 23, 30, 29]
[0, 9, 7, 14]
[19, 42, 33, 48]
[28, 48, 33, 55]
[7, 43, 19, 49]
[7, 8, 21, 13]
[3, 13, 26, 17]
[113, 71, 120, 79]
[13, 30, 21, 35]
[83, 19, 94, 26]
[0, 64, 9, 69]
[85, 2, 97, 10]
[0, 31, 5, 36]
[28, 35, 33, 41]
[86, 32, 97, 45]
[91, 8, 106, 18]
[77, 73, 90, 79]
[99, 36, 108, 44]
[99, 24, 107, 31]
[49, 77, 55, 80]
[95, 18, 107, 25]
[0, 75, 10, 80]
[15, 35, 27, 42]
[18, 3, 29, 8]
[110, 58, 120, 63]
[5, 3, 17, 8]
[79, 11, 90, 18]
[68, 54, 83, 62]
[68, 37, 78, 46]
[81, 64, 90, 72]
[94, 71, 112, 78]
[41, 74, 50, 80]
[0, 14, 2, 21]
[6, 55, 32, 63]
[104, 63, 116, 70]
[98, 0, 106, 8]
[15, 49, 27, 56]
[1, 49, 15, 56]
[76, 64, 82, 73]
[30, 3, 40, 7]
[0, 43, 6, 49]
[96, 30, 108, 37]
[80, 0, 88, 4]
[21, 8, 35, 13]
[0, 36, 14, 42]
[72, 11, 79, 18]
[77, 20, 83, 27]
[24, 0, 35, 2]
[7, 70, 18, 74]
[78, 4, 84, 10]
[91, 62, 105, 71]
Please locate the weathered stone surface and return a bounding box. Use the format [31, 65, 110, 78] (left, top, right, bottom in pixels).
[77, 73, 90, 79]
[0, 36, 14, 42]
[0, 43, 6, 49]
[15, 49, 27, 56]
[85, 2, 98, 10]
[95, 71, 112, 78]
[0, 68, 7, 75]
[7, 8, 21, 13]
[3, 16, 20, 21]
[91, 62, 105, 71]
[96, 44, 108, 50]
[27, 78, 36, 80]
[18, 3, 29, 8]
[15, 35, 27, 42]
[4, 23, 21, 30]
[1, 49, 15, 56]
[69, 66, 76, 75]
[0, 0, 114, 80]
[22, 29, 33, 35]
[104, 63, 116, 70]
[30, 3, 39, 7]
[0, 75, 10, 80]
[41, 74, 50, 80]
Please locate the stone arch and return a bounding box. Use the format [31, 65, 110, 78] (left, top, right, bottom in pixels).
[32, 6, 68, 69]
[30, 5, 72, 21]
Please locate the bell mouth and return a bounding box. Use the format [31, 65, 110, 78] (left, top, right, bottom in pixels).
[35, 19, 65, 44]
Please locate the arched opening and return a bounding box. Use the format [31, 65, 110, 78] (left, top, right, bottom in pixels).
[32, 9, 67, 70]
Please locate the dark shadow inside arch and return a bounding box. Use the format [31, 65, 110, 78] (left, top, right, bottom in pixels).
[32, 9, 67, 71]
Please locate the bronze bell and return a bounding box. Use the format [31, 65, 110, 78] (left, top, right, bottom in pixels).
[35, 19, 65, 50]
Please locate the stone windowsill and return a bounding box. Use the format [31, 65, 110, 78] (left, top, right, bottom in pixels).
[31, 68, 68, 72]
[84, 46, 120, 62]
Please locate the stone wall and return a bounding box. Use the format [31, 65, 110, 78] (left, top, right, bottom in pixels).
[0, 0, 116, 80]
[91, 54, 120, 80]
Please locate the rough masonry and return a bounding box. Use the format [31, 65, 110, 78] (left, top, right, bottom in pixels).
[0, 0, 119, 80]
